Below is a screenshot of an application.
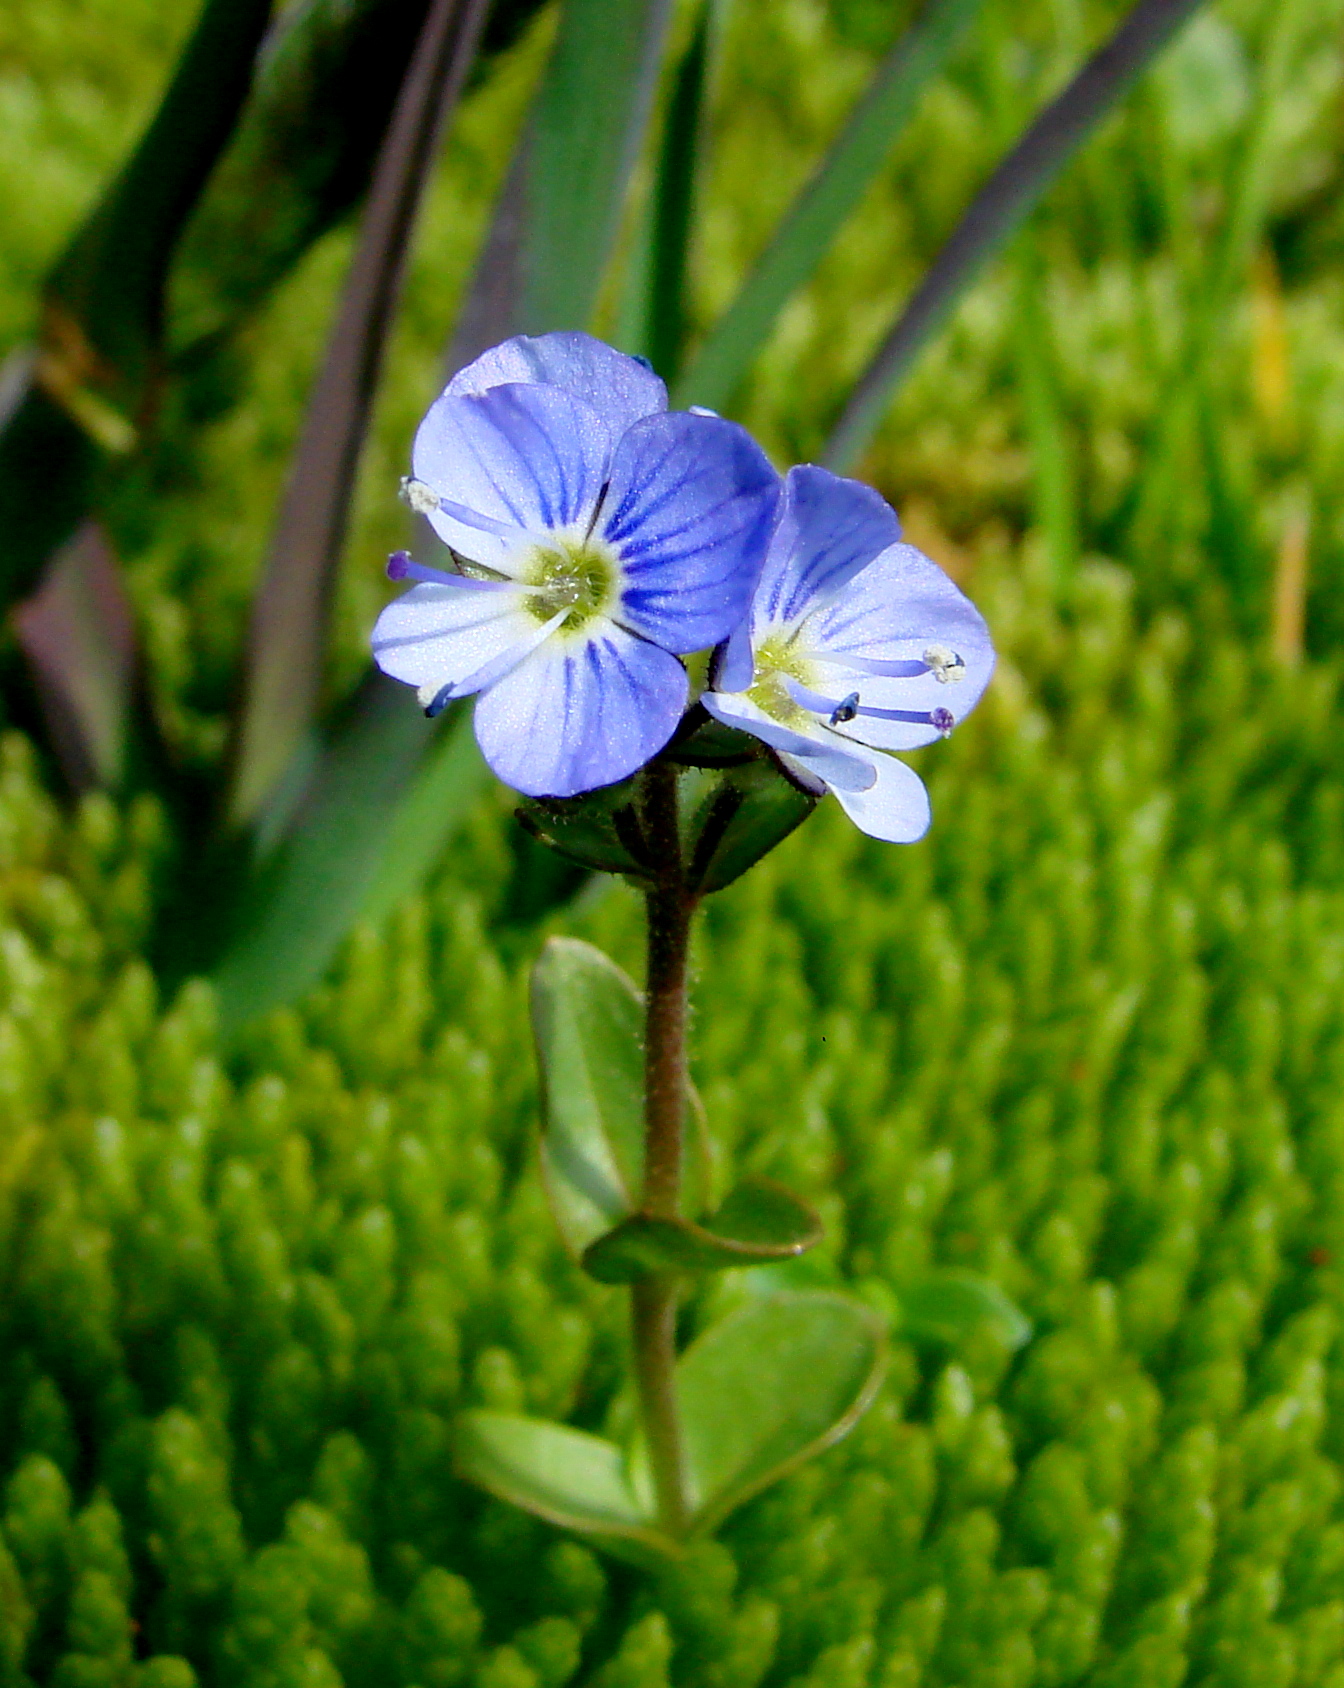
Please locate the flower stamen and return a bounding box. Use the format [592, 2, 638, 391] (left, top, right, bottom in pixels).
[923, 645, 966, 683]
[399, 476, 442, 514]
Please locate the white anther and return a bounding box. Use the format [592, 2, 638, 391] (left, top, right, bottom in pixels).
[688, 405, 719, 418]
[400, 476, 442, 515]
[923, 644, 966, 683]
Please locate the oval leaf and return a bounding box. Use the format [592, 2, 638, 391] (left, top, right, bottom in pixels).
[897, 1269, 1033, 1351]
[454, 1411, 675, 1566]
[582, 1177, 822, 1284]
[531, 937, 712, 1259]
[629, 1293, 886, 1535]
[532, 938, 647, 1257]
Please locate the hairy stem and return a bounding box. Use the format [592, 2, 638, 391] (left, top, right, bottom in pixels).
[633, 759, 695, 1536]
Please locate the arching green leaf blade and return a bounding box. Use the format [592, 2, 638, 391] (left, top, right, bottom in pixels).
[824, 0, 1209, 472]
[674, 0, 983, 412]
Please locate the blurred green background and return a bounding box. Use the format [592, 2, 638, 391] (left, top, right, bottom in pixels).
[2, 0, 1344, 1684]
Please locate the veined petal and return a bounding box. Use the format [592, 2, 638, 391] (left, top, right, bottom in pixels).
[412, 384, 614, 570]
[473, 623, 688, 799]
[800, 542, 995, 716]
[600, 413, 779, 653]
[371, 578, 538, 700]
[446, 332, 667, 435]
[756, 465, 901, 631]
[702, 691, 875, 793]
[831, 753, 932, 843]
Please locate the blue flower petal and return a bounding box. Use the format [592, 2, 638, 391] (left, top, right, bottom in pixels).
[702, 691, 875, 792]
[447, 332, 667, 436]
[831, 752, 931, 842]
[599, 413, 779, 653]
[801, 541, 996, 720]
[371, 579, 539, 700]
[756, 465, 901, 630]
[472, 623, 688, 798]
[412, 384, 614, 569]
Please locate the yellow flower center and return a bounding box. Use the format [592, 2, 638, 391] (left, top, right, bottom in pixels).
[524, 538, 619, 631]
[747, 634, 812, 727]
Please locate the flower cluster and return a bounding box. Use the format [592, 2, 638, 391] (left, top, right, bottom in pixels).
[372, 333, 993, 842]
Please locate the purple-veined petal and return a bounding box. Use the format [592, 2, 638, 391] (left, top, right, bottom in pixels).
[600, 413, 779, 653]
[799, 542, 995, 718]
[446, 331, 668, 434]
[755, 465, 901, 631]
[472, 622, 688, 798]
[702, 690, 875, 793]
[412, 384, 614, 569]
[831, 752, 932, 842]
[371, 578, 539, 700]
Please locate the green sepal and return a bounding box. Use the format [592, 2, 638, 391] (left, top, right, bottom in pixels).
[631, 1292, 887, 1535]
[664, 711, 761, 769]
[684, 757, 819, 893]
[516, 777, 655, 881]
[531, 938, 711, 1261]
[581, 1177, 822, 1284]
[897, 1269, 1033, 1351]
[453, 1412, 677, 1567]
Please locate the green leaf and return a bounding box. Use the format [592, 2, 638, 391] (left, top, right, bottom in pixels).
[531, 937, 711, 1259]
[635, 1293, 885, 1535]
[531, 938, 648, 1258]
[824, 0, 1210, 472]
[673, 0, 982, 412]
[206, 682, 487, 1035]
[581, 1178, 822, 1284]
[449, 0, 674, 362]
[685, 758, 818, 894]
[618, 0, 717, 381]
[453, 1412, 675, 1565]
[897, 1270, 1033, 1351]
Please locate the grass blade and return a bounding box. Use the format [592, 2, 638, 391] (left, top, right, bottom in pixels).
[209, 681, 486, 1035]
[618, 0, 717, 382]
[673, 0, 983, 413]
[823, 0, 1209, 473]
[11, 524, 136, 793]
[0, 0, 274, 609]
[227, 0, 492, 829]
[450, 0, 675, 366]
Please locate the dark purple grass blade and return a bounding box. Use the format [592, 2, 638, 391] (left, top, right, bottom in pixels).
[11, 524, 136, 792]
[228, 0, 492, 828]
[823, 0, 1209, 472]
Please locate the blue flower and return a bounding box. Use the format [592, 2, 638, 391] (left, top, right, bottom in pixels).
[704, 465, 994, 842]
[371, 333, 778, 798]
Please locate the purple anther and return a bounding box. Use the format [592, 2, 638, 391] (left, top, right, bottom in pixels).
[932, 707, 955, 737]
[829, 691, 861, 726]
[387, 551, 413, 580]
[424, 682, 455, 719]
